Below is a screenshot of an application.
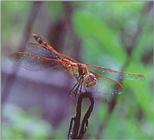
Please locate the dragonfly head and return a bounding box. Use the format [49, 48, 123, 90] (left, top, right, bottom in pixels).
[83, 73, 96, 87]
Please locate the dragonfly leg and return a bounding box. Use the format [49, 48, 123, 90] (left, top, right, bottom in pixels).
[77, 76, 85, 94]
[79, 79, 83, 94]
[69, 82, 79, 96]
[73, 79, 83, 96]
[69, 76, 84, 97]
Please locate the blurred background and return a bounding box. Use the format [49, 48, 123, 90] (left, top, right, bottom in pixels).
[1, 1, 153, 139]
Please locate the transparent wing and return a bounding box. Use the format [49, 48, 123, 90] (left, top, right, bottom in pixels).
[87, 64, 144, 81]
[86, 71, 123, 99]
[10, 51, 63, 71]
[25, 42, 57, 58]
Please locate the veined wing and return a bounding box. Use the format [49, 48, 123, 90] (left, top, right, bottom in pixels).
[10, 51, 63, 71]
[31, 34, 79, 63]
[25, 42, 58, 58]
[87, 71, 124, 99]
[87, 64, 144, 80]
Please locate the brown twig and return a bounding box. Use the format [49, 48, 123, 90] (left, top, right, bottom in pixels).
[68, 92, 94, 139]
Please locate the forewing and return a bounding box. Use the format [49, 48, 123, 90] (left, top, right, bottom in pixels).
[10, 51, 63, 71]
[25, 42, 57, 58]
[87, 64, 144, 81]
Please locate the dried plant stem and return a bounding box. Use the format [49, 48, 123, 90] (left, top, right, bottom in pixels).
[68, 92, 94, 139]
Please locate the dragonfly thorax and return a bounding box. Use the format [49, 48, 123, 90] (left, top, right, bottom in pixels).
[83, 72, 97, 87]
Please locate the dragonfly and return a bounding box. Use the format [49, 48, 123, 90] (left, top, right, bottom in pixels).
[10, 33, 144, 96]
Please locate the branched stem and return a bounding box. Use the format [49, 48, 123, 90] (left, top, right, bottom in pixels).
[68, 92, 94, 139]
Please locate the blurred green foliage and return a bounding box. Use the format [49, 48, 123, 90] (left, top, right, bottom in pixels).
[2, 105, 53, 139]
[47, 2, 64, 20]
[73, 10, 127, 63]
[1, 2, 31, 42]
[2, 1, 153, 139]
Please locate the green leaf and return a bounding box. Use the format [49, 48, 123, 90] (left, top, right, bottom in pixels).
[73, 11, 127, 64]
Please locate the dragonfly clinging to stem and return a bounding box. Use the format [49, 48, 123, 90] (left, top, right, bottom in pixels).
[10, 33, 144, 95]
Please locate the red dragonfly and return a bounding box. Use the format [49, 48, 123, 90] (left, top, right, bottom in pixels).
[11, 33, 144, 95]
